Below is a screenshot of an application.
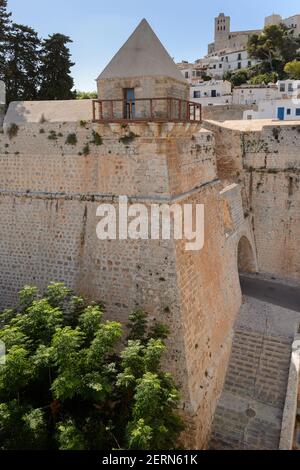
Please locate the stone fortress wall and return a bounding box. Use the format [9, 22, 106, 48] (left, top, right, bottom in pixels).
[204, 120, 300, 281]
[1, 16, 298, 450]
[0, 104, 254, 447]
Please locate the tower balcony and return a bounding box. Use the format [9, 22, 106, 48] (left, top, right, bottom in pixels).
[92, 97, 202, 123]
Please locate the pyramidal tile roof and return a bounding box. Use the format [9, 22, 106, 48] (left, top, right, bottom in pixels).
[97, 19, 186, 83]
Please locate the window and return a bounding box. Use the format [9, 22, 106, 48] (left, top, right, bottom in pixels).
[213, 65, 216, 69]
[123, 88, 135, 119]
[196, 71, 202, 77]
[287, 109, 291, 115]
[193, 91, 201, 99]
[185, 72, 189, 78]
[288, 83, 293, 92]
[237, 53, 242, 61]
[237, 62, 242, 69]
[219, 64, 222, 68]
[296, 108, 300, 116]
[280, 84, 285, 92]
[248, 61, 252, 67]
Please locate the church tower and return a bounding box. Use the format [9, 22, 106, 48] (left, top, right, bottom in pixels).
[214, 13, 231, 51]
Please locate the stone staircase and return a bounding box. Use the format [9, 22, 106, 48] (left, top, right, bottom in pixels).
[209, 328, 292, 450]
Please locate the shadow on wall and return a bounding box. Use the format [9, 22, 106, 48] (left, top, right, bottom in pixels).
[238, 235, 256, 274]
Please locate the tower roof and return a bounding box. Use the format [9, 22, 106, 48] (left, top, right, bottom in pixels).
[97, 19, 186, 83]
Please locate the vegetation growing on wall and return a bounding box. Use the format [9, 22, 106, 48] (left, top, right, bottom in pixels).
[90, 130, 103, 146]
[0, 283, 183, 450]
[82, 143, 90, 156]
[119, 129, 139, 145]
[65, 133, 78, 146]
[6, 122, 18, 139]
[48, 130, 58, 141]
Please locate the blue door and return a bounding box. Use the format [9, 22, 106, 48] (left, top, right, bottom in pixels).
[277, 107, 285, 120]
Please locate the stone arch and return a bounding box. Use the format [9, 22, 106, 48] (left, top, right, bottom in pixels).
[237, 235, 256, 274]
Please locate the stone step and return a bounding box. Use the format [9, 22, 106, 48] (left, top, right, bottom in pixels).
[209, 328, 292, 450]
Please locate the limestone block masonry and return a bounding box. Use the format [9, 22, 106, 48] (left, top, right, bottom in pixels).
[0, 118, 251, 448]
[204, 121, 300, 282]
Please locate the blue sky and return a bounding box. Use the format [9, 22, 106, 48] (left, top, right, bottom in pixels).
[7, 0, 300, 91]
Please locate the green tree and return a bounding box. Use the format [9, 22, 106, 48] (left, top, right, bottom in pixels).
[75, 90, 97, 100]
[225, 69, 249, 87]
[5, 23, 41, 102]
[0, 283, 183, 450]
[0, 0, 11, 81]
[284, 61, 300, 80]
[248, 24, 300, 74]
[39, 34, 75, 100]
[249, 72, 278, 85]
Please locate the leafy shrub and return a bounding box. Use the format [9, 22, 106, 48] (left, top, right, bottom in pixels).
[0, 283, 183, 450]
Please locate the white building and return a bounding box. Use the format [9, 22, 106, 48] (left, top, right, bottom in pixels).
[233, 84, 280, 105]
[178, 49, 258, 81]
[177, 61, 208, 83]
[244, 99, 300, 120]
[205, 49, 257, 79]
[277, 80, 300, 98]
[190, 80, 232, 106]
[243, 80, 300, 120]
[178, 11, 300, 81]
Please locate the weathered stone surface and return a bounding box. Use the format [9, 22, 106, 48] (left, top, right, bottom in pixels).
[210, 296, 300, 450]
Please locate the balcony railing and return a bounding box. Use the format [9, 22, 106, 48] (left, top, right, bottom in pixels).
[92, 97, 202, 123]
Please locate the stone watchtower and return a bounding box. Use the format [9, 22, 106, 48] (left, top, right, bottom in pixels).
[88, 19, 242, 449]
[96, 19, 190, 119]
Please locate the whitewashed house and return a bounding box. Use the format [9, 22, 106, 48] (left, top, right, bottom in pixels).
[243, 80, 300, 120]
[190, 80, 232, 106]
[206, 49, 256, 79]
[277, 80, 300, 99]
[244, 99, 300, 120]
[233, 84, 280, 105]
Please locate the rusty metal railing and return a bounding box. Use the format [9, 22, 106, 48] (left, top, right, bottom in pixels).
[92, 97, 202, 123]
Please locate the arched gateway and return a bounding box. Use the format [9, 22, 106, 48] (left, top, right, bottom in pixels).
[237, 235, 257, 274]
